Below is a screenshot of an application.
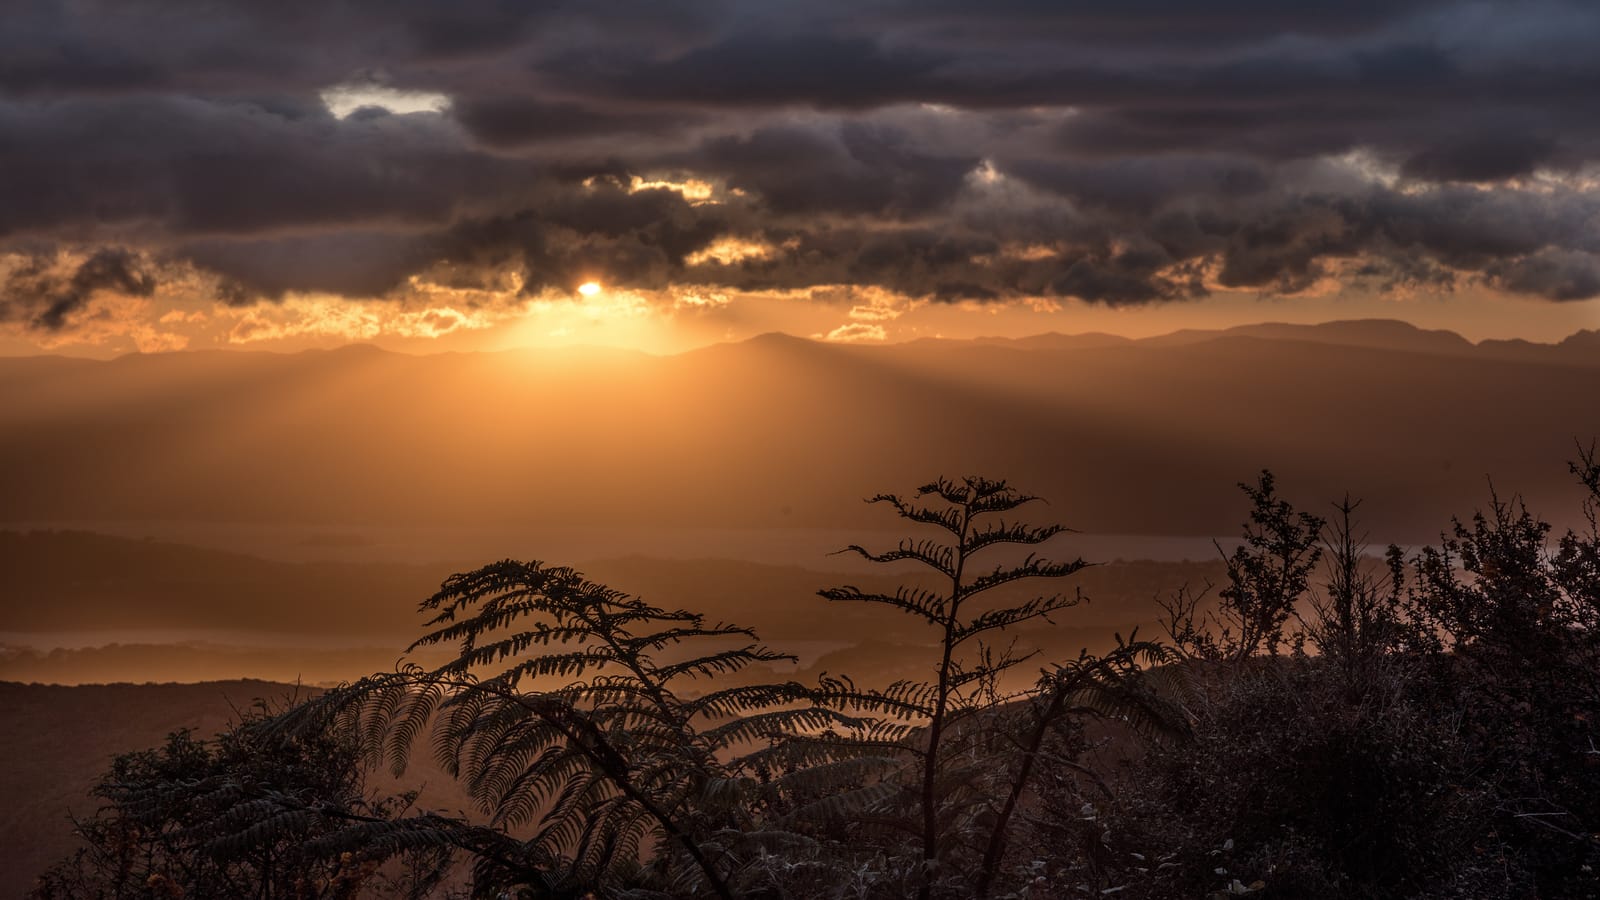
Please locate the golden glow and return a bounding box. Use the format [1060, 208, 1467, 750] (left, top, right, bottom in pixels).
[969, 242, 1058, 267]
[628, 175, 715, 203]
[221, 296, 497, 345]
[822, 322, 888, 343]
[6, 249, 1600, 359]
[490, 286, 685, 353]
[686, 237, 776, 266]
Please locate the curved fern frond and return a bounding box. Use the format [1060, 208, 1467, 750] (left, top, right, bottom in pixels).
[819, 585, 947, 625]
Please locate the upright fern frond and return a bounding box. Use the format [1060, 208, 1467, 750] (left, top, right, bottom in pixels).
[815, 476, 1107, 900]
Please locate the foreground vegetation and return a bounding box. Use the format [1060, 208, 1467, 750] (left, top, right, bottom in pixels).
[34, 452, 1600, 899]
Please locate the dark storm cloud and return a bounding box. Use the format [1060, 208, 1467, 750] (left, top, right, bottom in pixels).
[573, 35, 948, 110]
[1399, 135, 1560, 184]
[451, 96, 706, 148]
[1003, 155, 1274, 216]
[0, 1, 723, 96]
[688, 123, 979, 216]
[892, 0, 1459, 43]
[4, 0, 1600, 320]
[167, 181, 739, 301]
[1486, 249, 1600, 302]
[179, 233, 432, 301]
[0, 95, 540, 237]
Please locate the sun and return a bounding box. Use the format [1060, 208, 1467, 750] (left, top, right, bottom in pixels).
[577, 281, 602, 297]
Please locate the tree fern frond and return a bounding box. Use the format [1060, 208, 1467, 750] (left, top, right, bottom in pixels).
[700, 706, 862, 750]
[819, 585, 947, 625]
[652, 645, 796, 682]
[867, 491, 966, 535]
[785, 781, 907, 827]
[953, 593, 1082, 644]
[967, 520, 1068, 553]
[957, 554, 1091, 601]
[682, 681, 814, 718]
[839, 539, 958, 578]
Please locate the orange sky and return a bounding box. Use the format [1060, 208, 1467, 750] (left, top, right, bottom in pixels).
[3, 276, 1595, 359]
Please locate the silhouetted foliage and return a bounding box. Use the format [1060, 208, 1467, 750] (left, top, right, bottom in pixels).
[39, 458, 1600, 899]
[1050, 456, 1600, 899]
[31, 699, 451, 900]
[1160, 471, 1325, 662]
[267, 560, 870, 899]
[1401, 459, 1600, 896]
[1299, 497, 1409, 684]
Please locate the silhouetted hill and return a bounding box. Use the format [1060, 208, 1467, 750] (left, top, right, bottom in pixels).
[911, 332, 1134, 351]
[1143, 319, 1477, 356]
[1083, 318, 1600, 367]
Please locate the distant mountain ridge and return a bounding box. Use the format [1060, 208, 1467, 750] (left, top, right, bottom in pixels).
[2, 320, 1595, 547]
[3, 318, 1596, 369]
[951, 319, 1598, 365]
[1144, 319, 1477, 355]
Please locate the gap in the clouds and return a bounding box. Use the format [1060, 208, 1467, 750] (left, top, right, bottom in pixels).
[318, 81, 451, 118]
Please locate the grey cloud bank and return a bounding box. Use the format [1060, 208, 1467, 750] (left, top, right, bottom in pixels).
[3, 0, 1599, 330]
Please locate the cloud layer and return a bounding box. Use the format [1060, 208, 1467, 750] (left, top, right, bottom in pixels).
[4, 0, 1599, 334]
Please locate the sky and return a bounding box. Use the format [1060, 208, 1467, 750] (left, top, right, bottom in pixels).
[3, 0, 1600, 356]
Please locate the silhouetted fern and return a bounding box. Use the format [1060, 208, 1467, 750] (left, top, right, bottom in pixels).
[272, 559, 876, 898]
[813, 476, 1182, 899]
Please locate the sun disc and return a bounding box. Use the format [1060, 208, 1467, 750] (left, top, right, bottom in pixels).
[577, 281, 602, 297]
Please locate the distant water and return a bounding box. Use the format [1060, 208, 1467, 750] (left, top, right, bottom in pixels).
[0, 629, 413, 651]
[7, 520, 1244, 569]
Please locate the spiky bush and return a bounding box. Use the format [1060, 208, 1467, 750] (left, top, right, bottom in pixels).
[1065, 457, 1600, 900]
